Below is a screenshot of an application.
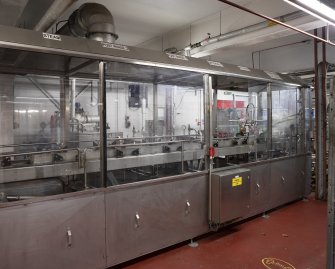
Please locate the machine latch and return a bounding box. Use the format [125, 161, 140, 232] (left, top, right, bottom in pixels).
[281, 176, 286, 184]
[134, 212, 140, 229]
[185, 200, 191, 215]
[66, 228, 72, 248]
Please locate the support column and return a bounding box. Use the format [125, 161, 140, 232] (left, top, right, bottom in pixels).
[298, 87, 306, 154]
[99, 61, 107, 188]
[327, 78, 335, 269]
[152, 83, 158, 136]
[60, 77, 70, 148]
[315, 27, 327, 200]
[204, 74, 214, 224]
[165, 86, 173, 136]
[212, 87, 218, 137]
[266, 83, 272, 159]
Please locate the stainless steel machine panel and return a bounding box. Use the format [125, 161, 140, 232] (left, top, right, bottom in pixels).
[0, 191, 106, 269]
[270, 157, 298, 208]
[246, 163, 272, 218]
[105, 173, 208, 267]
[0, 25, 304, 86]
[211, 168, 250, 224]
[295, 155, 307, 198]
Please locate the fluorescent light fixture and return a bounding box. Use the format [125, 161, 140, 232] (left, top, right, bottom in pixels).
[284, 0, 335, 26]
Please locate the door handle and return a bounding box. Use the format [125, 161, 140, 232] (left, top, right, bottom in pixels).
[66, 228, 72, 248]
[134, 212, 140, 229]
[281, 176, 286, 184]
[256, 183, 261, 194]
[185, 200, 191, 215]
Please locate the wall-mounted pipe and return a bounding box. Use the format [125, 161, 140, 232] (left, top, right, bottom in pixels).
[184, 11, 306, 54]
[57, 3, 118, 43]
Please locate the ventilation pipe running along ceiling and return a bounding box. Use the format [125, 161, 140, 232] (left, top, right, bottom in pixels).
[57, 3, 118, 43]
[184, 10, 325, 58]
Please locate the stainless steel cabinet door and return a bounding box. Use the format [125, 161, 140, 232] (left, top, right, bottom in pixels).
[247, 163, 272, 217]
[295, 155, 307, 198]
[0, 192, 106, 269]
[105, 175, 208, 267]
[270, 158, 297, 208]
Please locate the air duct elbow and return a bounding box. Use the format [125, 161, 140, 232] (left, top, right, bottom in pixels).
[57, 3, 118, 43]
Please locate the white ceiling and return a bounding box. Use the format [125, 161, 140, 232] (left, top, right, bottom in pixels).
[59, 0, 300, 46]
[60, 0, 239, 45]
[0, 0, 333, 72]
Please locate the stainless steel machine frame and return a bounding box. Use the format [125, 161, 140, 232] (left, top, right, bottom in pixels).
[0, 25, 311, 269]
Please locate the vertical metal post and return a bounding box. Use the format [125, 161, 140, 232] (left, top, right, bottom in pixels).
[327, 78, 335, 269]
[71, 78, 76, 120]
[212, 88, 218, 136]
[153, 83, 158, 136]
[181, 141, 184, 173]
[298, 87, 306, 154]
[315, 27, 327, 200]
[266, 83, 272, 159]
[165, 86, 173, 136]
[314, 29, 321, 198]
[99, 61, 107, 188]
[321, 26, 328, 194]
[204, 74, 213, 223]
[304, 87, 313, 197]
[60, 77, 70, 147]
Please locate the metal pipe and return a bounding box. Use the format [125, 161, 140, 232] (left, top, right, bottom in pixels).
[85, 115, 100, 123]
[321, 27, 328, 198]
[71, 78, 76, 120]
[153, 83, 158, 136]
[57, 3, 118, 42]
[266, 83, 272, 159]
[181, 141, 184, 173]
[327, 77, 335, 269]
[315, 27, 328, 200]
[6, 195, 38, 201]
[98, 61, 107, 188]
[186, 10, 305, 52]
[0, 148, 80, 158]
[203, 74, 214, 224]
[216, 0, 335, 47]
[314, 29, 320, 197]
[60, 77, 70, 148]
[108, 140, 201, 148]
[34, 0, 77, 32]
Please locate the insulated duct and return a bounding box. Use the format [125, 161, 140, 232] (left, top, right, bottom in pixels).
[57, 3, 118, 43]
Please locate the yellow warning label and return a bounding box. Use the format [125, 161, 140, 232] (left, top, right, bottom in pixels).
[232, 176, 242, 187]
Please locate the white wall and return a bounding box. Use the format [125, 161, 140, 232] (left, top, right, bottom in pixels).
[135, 1, 334, 73]
[137, 0, 296, 51]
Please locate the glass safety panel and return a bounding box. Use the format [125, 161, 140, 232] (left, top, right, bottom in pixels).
[0, 48, 102, 203]
[213, 77, 268, 168]
[105, 62, 205, 185]
[271, 85, 298, 157]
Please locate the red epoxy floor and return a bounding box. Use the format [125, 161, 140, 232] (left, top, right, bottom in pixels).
[114, 198, 327, 269]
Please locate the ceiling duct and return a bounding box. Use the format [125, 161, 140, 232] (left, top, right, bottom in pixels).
[57, 3, 118, 43]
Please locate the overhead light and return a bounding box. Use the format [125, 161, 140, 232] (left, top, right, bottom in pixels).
[284, 0, 335, 26]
